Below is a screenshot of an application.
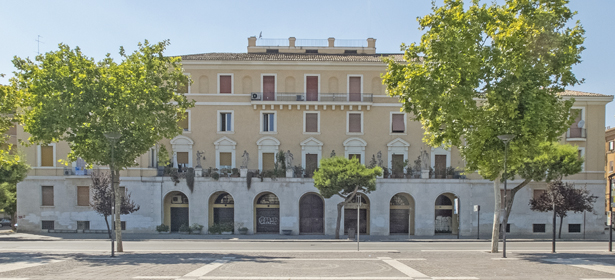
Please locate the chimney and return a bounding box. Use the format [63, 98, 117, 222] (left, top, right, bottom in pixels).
[328, 37, 335, 47]
[367, 38, 376, 48]
[289, 37, 296, 47]
[248, 36, 257, 47]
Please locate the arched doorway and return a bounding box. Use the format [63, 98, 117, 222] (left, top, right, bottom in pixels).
[254, 192, 280, 233]
[344, 193, 369, 234]
[435, 193, 459, 235]
[299, 193, 324, 234]
[390, 193, 415, 235]
[164, 191, 189, 232]
[209, 192, 234, 228]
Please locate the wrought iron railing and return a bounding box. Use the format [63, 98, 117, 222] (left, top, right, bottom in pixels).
[251, 92, 373, 102]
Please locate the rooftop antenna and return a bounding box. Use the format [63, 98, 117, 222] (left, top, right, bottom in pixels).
[36, 35, 44, 55]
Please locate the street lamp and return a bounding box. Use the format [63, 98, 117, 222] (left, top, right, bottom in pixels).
[104, 131, 121, 258]
[497, 134, 515, 258]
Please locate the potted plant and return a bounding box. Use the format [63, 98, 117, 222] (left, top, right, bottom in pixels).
[156, 223, 170, 234]
[190, 223, 204, 234]
[231, 168, 240, 177]
[178, 224, 192, 234]
[208, 223, 222, 234]
[211, 171, 220, 181]
[446, 166, 455, 179]
[293, 165, 304, 178]
[221, 222, 234, 234]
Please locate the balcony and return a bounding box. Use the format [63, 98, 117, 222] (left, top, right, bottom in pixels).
[566, 128, 586, 139]
[251, 92, 373, 103]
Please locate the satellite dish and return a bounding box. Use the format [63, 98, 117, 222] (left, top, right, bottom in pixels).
[578, 119, 585, 128]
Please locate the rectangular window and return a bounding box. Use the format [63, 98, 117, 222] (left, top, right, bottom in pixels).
[220, 152, 232, 168]
[533, 189, 546, 200]
[305, 154, 318, 177]
[41, 145, 54, 167]
[392, 154, 404, 178]
[219, 75, 232, 94]
[392, 114, 405, 133]
[348, 113, 362, 133]
[77, 186, 89, 206]
[568, 109, 584, 138]
[568, 224, 581, 233]
[42, 220, 54, 230]
[113, 221, 127, 231]
[263, 75, 275, 101]
[42, 186, 54, 206]
[500, 189, 512, 209]
[178, 112, 189, 131]
[177, 152, 189, 165]
[77, 221, 90, 230]
[533, 224, 546, 233]
[305, 113, 319, 133]
[349, 154, 361, 163]
[306, 76, 319, 101]
[220, 112, 232, 132]
[263, 113, 275, 132]
[610, 161, 613, 173]
[434, 155, 446, 178]
[262, 153, 275, 172]
[119, 186, 126, 200]
[348, 76, 361, 101]
[610, 141, 614, 151]
[499, 223, 511, 233]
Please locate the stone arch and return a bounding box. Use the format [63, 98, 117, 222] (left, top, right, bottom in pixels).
[208, 191, 234, 229]
[435, 193, 459, 235]
[163, 191, 189, 232]
[344, 193, 370, 234]
[390, 193, 415, 235]
[198, 75, 209, 93]
[257, 136, 280, 171]
[299, 192, 324, 234]
[170, 135, 194, 168]
[254, 192, 280, 233]
[242, 75, 252, 94]
[343, 137, 367, 165]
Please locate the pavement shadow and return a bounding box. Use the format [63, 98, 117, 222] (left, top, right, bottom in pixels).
[514, 251, 615, 265]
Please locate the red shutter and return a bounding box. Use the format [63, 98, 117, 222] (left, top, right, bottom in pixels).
[349, 77, 361, 101]
[392, 114, 405, 133]
[306, 76, 318, 101]
[305, 113, 318, 132]
[220, 75, 232, 93]
[349, 113, 361, 132]
[263, 76, 275, 100]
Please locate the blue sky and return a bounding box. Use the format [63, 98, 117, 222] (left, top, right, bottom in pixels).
[1, 0, 613, 127]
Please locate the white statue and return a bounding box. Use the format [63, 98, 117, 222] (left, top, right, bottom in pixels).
[420, 148, 430, 170]
[285, 150, 293, 169]
[241, 150, 250, 168]
[196, 150, 204, 168]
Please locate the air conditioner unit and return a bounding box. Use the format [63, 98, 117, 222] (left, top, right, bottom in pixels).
[251, 92, 261, 101]
[172, 195, 185, 204]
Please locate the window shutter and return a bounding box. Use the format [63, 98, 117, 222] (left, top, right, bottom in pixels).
[77, 186, 89, 206]
[220, 113, 227, 131]
[42, 186, 54, 206]
[349, 113, 361, 132]
[41, 145, 54, 166]
[220, 75, 232, 93]
[263, 76, 275, 100]
[305, 113, 318, 132]
[177, 152, 189, 164]
[220, 152, 232, 167]
[392, 114, 405, 133]
[306, 76, 318, 101]
[262, 153, 275, 171]
[349, 77, 361, 101]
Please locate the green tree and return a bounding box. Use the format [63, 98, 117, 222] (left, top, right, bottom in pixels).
[382, 0, 584, 252]
[10, 40, 194, 251]
[0, 83, 23, 166]
[313, 157, 382, 239]
[0, 154, 29, 228]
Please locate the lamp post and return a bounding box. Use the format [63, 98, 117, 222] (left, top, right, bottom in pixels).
[104, 131, 121, 258]
[497, 134, 515, 258]
[357, 193, 361, 251]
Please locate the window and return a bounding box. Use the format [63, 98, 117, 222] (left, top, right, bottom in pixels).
[42, 221, 54, 230]
[533, 224, 546, 233]
[177, 152, 189, 166]
[500, 189, 512, 209]
[218, 111, 233, 133]
[349, 154, 361, 163]
[42, 186, 54, 206]
[262, 153, 275, 172]
[391, 114, 405, 133]
[610, 161, 613, 173]
[499, 223, 510, 233]
[218, 74, 233, 94]
[262, 112, 276, 132]
[40, 144, 55, 167]
[347, 112, 363, 134]
[304, 112, 319, 133]
[348, 76, 362, 102]
[305, 75, 319, 101]
[568, 224, 581, 233]
[533, 189, 547, 200]
[391, 154, 404, 178]
[610, 141, 614, 151]
[178, 111, 190, 132]
[77, 186, 89, 206]
[305, 154, 318, 178]
[150, 147, 157, 168]
[262, 75, 276, 101]
[77, 221, 90, 230]
[113, 221, 127, 231]
[219, 152, 232, 169]
[568, 108, 585, 138]
[434, 155, 447, 178]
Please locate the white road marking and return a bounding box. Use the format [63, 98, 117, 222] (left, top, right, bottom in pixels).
[0, 259, 64, 273]
[180, 259, 231, 279]
[378, 256, 428, 278]
[0, 249, 398, 253]
[133, 277, 180, 279]
[491, 258, 520, 260]
[544, 258, 615, 274]
[0, 278, 30, 280]
[198, 277, 413, 279]
[395, 258, 427, 261]
[431, 278, 479, 280]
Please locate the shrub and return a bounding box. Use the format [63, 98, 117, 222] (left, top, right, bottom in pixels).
[211, 172, 220, 181]
[156, 223, 169, 233]
[178, 223, 191, 234]
[190, 223, 204, 233]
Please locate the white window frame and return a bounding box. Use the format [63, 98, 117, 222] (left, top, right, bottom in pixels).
[150, 147, 157, 168]
[389, 112, 407, 135]
[217, 73, 234, 94]
[346, 111, 364, 135]
[431, 146, 451, 171]
[387, 138, 410, 169]
[347, 74, 363, 102]
[37, 143, 57, 167]
[303, 111, 320, 134]
[567, 106, 586, 141]
[578, 146, 585, 171]
[170, 135, 194, 168]
[343, 137, 367, 165]
[260, 110, 277, 134]
[300, 137, 323, 170]
[304, 74, 321, 101]
[214, 136, 237, 169]
[610, 141, 614, 151]
[257, 136, 280, 171]
[261, 73, 277, 101]
[217, 110, 234, 134]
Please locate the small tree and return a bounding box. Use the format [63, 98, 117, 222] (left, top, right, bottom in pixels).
[530, 179, 596, 239]
[0, 153, 29, 228]
[90, 170, 140, 238]
[313, 157, 382, 239]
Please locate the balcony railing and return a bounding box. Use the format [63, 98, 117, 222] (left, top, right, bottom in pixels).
[251, 92, 373, 103]
[567, 128, 586, 138]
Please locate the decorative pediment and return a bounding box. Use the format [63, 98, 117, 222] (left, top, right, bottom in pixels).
[170, 135, 194, 145]
[256, 136, 280, 146]
[343, 137, 367, 147]
[387, 138, 410, 147]
[300, 137, 323, 147]
[214, 136, 237, 148]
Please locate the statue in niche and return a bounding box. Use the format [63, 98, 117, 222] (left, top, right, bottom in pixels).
[241, 150, 250, 168]
[377, 151, 383, 167]
[285, 150, 294, 169]
[196, 150, 205, 168]
[420, 148, 430, 170]
[330, 150, 336, 157]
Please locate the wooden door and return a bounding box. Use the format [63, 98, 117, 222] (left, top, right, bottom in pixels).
[389, 209, 409, 234]
[392, 154, 404, 178]
[256, 208, 279, 233]
[263, 76, 275, 100]
[170, 208, 189, 232]
[305, 154, 318, 177]
[344, 208, 367, 234]
[435, 155, 446, 178]
[214, 208, 234, 225]
[306, 76, 318, 101]
[300, 194, 324, 234]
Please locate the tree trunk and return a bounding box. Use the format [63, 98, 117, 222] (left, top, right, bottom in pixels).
[104, 215, 111, 239]
[114, 169, 123, 252]
[335, 202, 343, 239]
[501, 179, 532, 240]
[491, 174, 502, 253]
[558, 215, 564, 239]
